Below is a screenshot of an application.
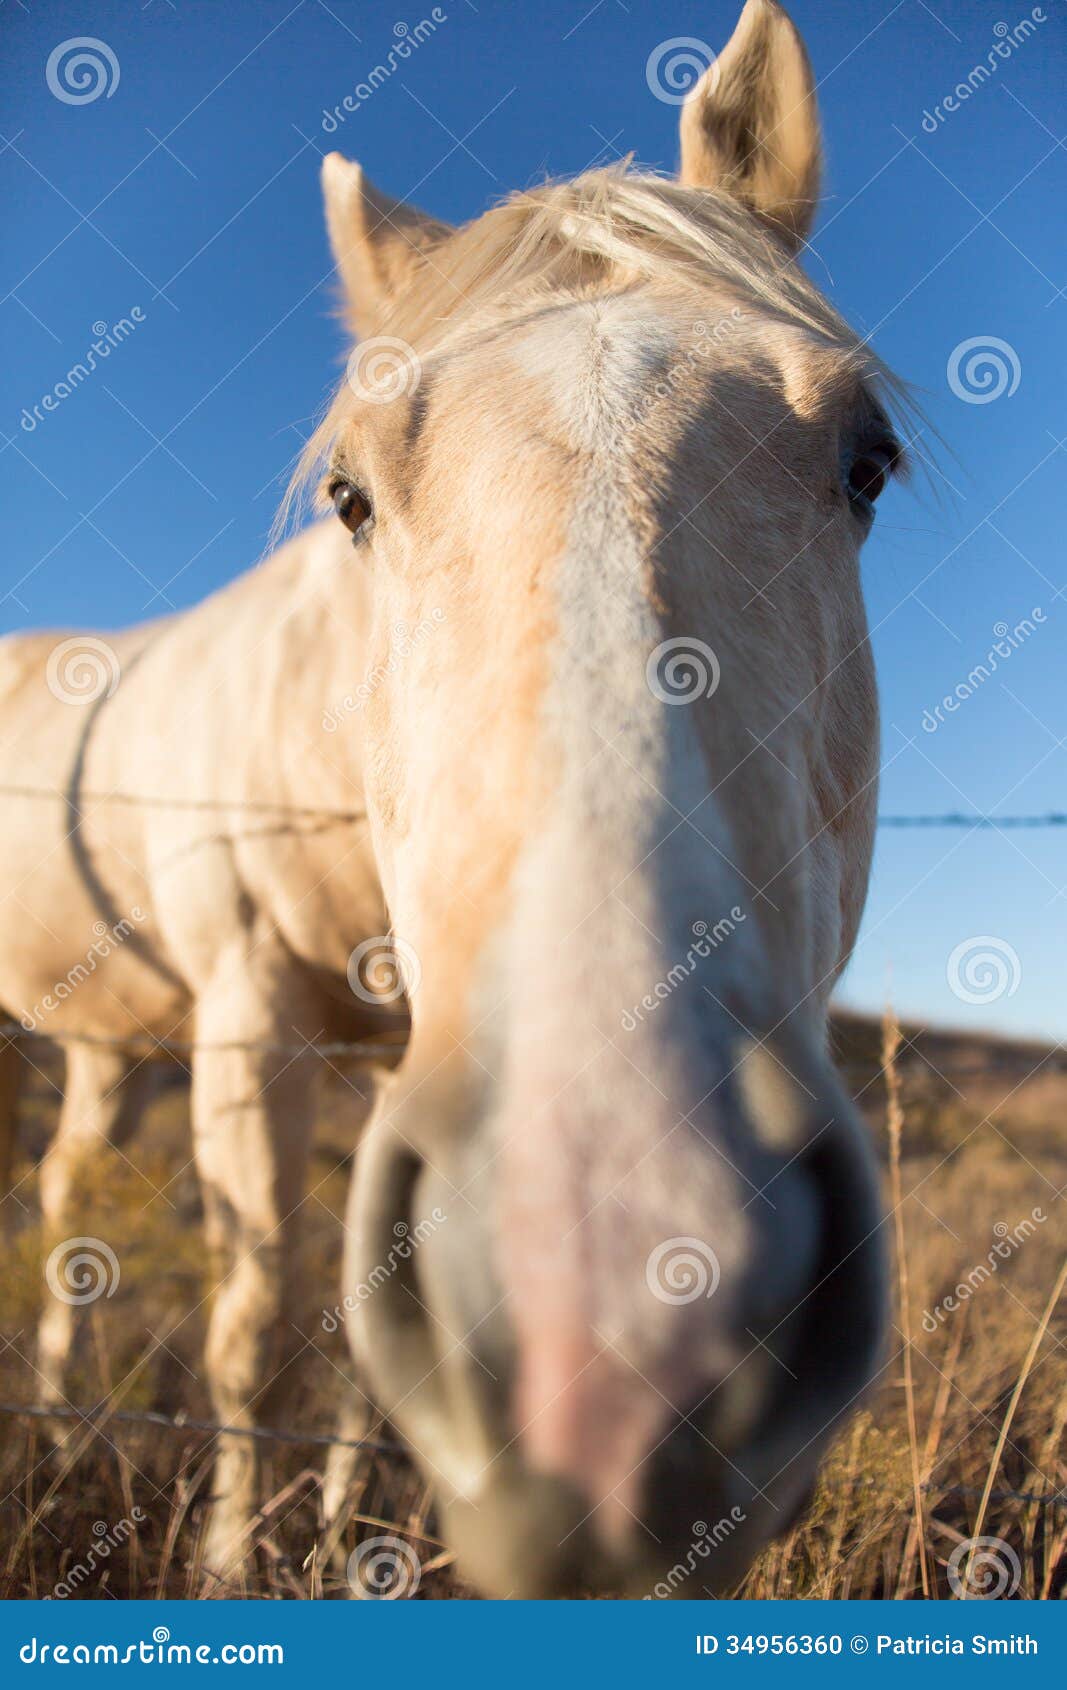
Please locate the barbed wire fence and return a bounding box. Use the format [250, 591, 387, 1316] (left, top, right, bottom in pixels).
[3, 1016, 1064, 1079]
[0, 1399, 402, 1455]
[878, 813, 1067, 828]
[0, 780, 1064, 829]
[0, 781, 1062, 1068]
[0, 1020, 402, 1064]
[0, 1400, 1062, 1513]
[0, 784, 1064, 1522]
[0, 785, 1061, 1074]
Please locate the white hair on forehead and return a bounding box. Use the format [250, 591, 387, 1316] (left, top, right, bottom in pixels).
[396, 164, 903, 379]
[284, 163, 916, 538]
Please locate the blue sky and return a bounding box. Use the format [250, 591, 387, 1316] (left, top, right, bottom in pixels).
[2, 0, 1064, 1040]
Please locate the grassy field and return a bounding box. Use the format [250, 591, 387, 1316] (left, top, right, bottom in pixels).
[1, 1012, 1064, 1600]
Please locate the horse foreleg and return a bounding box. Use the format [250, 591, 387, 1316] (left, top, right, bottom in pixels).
[36, 1046, 157, 1420]
[321, 1383, 383, 1575]
[190, 970, 317, 1582]
[0, 1030, 24, 1223]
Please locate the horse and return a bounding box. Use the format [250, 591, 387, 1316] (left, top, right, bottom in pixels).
[0, 0, 904, 1595]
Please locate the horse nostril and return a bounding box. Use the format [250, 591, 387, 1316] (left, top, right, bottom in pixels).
[345, 1124, 510, 1504]
[747, 1161, 823, 1329]
[344, 1133, 441, 1415]
[754, 1112, 884, 1391]
[624, 1109, 885, 1586]
[749, 1108, 885, 1468]
[804, 1123, 885, 1368]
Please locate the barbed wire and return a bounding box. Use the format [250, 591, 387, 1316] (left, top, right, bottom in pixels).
[0, 781, 1062, 830]
[0, 783, 1060, 1071]
[0, 1400, 1062, 1510]
[0, 783, 364, 824]
[4, 1017, 1060, 1081]
[878, 813, 1067, 828]
[0, 1399, 401, 1454]
[0, 1019, 403, 1064]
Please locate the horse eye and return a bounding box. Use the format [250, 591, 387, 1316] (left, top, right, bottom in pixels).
[329, 478, 372, 536]
[847, 447, 894, 509]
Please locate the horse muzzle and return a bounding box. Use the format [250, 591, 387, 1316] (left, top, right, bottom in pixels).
[342, 1053, 886, 1598]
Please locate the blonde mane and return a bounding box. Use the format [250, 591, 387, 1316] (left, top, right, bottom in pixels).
[287, 164, 911, 527]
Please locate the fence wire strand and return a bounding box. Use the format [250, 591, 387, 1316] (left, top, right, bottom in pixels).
[0, 783, 364, 823]
[0, 1019, 403, 1064]
[0, 1401, 1062, 1510]
[0, 781, 1063, 830]
[4, 1017, 1061, 1081]
[0, 1399, 401, 1454]
[878, 812, 1067, 828]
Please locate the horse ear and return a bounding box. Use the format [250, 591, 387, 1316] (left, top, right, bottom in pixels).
[678, 0, 820, 253]
[321, 153, 453, 337]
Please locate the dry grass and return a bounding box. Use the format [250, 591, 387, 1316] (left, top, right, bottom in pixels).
[1, 1013, 1065, 1601]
